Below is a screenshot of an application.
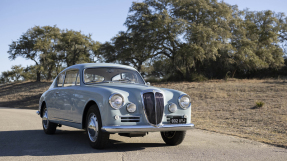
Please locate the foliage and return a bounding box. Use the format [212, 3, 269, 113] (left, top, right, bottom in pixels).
[191, 73, 208, 82]
[57, 29, 97, 67]
[0, 65, 26, 83]
[255, 101, 265, 108]
[7, 26, 98, 82]
[95, 0, 287, 81]
[5, 1, 287, 82]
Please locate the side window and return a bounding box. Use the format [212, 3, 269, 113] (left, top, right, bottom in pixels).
[112, 74, 121, 81]
[64, 70, 79, 87]
[57, 73, 65, 87]
[76, 73, 80, 85]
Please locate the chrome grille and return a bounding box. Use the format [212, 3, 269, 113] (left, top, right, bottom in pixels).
[121, 116, 140, 122]
[142, 91, 164, 125]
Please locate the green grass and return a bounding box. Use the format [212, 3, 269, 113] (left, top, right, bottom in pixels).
[255, 101, 265, 108]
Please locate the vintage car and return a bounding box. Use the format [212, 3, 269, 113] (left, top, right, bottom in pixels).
[37, 63, 194, 149]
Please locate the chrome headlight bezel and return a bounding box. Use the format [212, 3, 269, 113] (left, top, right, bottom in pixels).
[126, 103, 137, 113]
[109, 93, 124, 110]
[178, 94, 191, 109]
[168, 103, 177, 113]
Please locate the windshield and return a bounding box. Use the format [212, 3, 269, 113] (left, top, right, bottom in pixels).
[84, 67, 145, 84]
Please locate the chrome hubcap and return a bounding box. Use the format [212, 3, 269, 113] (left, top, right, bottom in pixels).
[88, 114, 99, 142]
[42, 109, 49, 129]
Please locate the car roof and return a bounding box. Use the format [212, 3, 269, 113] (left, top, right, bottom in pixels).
[65, 63, 137, 71]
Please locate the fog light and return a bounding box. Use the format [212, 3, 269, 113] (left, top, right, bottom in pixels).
[126, 103, 136, 113]
[114, 115, 120, 120]
[168, 103, 177, 113]
[184, 114, 188, 118]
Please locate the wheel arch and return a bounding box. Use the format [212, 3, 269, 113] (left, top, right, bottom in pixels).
[40, 101, 46, 118]
[82, 100, 101, 129]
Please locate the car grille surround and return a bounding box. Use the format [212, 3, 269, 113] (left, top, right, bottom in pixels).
[142, 90, 164, 126]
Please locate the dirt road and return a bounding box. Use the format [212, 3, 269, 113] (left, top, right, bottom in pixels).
[0, 108, 286, 161]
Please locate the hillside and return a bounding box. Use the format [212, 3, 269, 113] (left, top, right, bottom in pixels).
[0, 81, 51, 109]
[0, 79, 286, 148]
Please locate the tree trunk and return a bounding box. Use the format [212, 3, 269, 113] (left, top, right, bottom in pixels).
[185, 55, 191, 81]
[36, 71, 41, 82]
[171, 56, 184, 80]
[47, 70, 52, 81]
[137, 61, 142, 73]
[186, 65, 191, 81]
[232, 69, 237, 78]
[47, 64, 54, 81]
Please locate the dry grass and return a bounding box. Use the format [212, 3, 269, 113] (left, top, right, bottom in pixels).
[0, 81, 51, 109]
[0, 79, 286, 148]
[154, 79, 287, 148]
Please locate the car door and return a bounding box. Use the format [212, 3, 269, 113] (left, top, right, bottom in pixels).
[59, 69, 80, 123]
[48, 72, 65, 121]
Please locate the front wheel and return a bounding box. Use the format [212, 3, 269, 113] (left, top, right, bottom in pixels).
[86, 105, 110, 149]
[161, 131, 186, 146]
[42, 105, 57, 134]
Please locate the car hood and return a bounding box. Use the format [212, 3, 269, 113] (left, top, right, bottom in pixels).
[85, 83, 184, 102]
[87, 83, 161, 91]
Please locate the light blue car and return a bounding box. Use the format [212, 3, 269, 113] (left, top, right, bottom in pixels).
[37, 63, 194, 149]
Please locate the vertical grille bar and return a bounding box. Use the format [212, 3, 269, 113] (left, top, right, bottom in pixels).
[155, 92, 164, 124]
[143, 92, 156, 124]
[142, 91, 164, 125]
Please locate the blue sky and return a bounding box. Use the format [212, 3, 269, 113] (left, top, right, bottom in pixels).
[0, 0, 286, 74]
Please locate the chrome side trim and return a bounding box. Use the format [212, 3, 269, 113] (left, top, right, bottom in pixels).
[101, 123, 194, 133]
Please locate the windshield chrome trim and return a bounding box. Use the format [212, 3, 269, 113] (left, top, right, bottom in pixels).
[82, 67, 146, 85]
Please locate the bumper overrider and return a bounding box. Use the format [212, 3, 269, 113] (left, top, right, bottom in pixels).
[101, 123, 194, 133]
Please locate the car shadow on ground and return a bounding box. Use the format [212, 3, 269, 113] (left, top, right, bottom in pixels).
[0, 129, 166, 156]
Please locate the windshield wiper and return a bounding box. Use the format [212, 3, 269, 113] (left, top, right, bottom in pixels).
[116, 79, 131, 82]
[87, 80, 111, 84]
[112, 79, 136, 84]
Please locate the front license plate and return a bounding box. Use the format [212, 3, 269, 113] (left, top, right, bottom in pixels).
[170, 118, 186, 124]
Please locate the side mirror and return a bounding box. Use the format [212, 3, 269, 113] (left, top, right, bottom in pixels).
[146, 82, 150, 86]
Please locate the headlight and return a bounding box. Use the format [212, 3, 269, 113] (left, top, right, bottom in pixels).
[109, 93, 124, 109]
[126, 103, 136, 113]
[178, 94, 191, 109]
[168, 103, 177, 113]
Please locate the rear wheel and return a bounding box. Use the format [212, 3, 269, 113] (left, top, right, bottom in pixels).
[86, 105, 110, 149]
[42, 105, 57, 134]
[161, 131, 186, 146]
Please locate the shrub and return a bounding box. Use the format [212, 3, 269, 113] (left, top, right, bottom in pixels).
[255, 101, 265, 108]
[145, 77, 161, 83]
[191, 73, 208, 82]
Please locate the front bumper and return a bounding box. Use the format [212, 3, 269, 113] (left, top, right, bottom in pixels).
[102, 123, 194, 133]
